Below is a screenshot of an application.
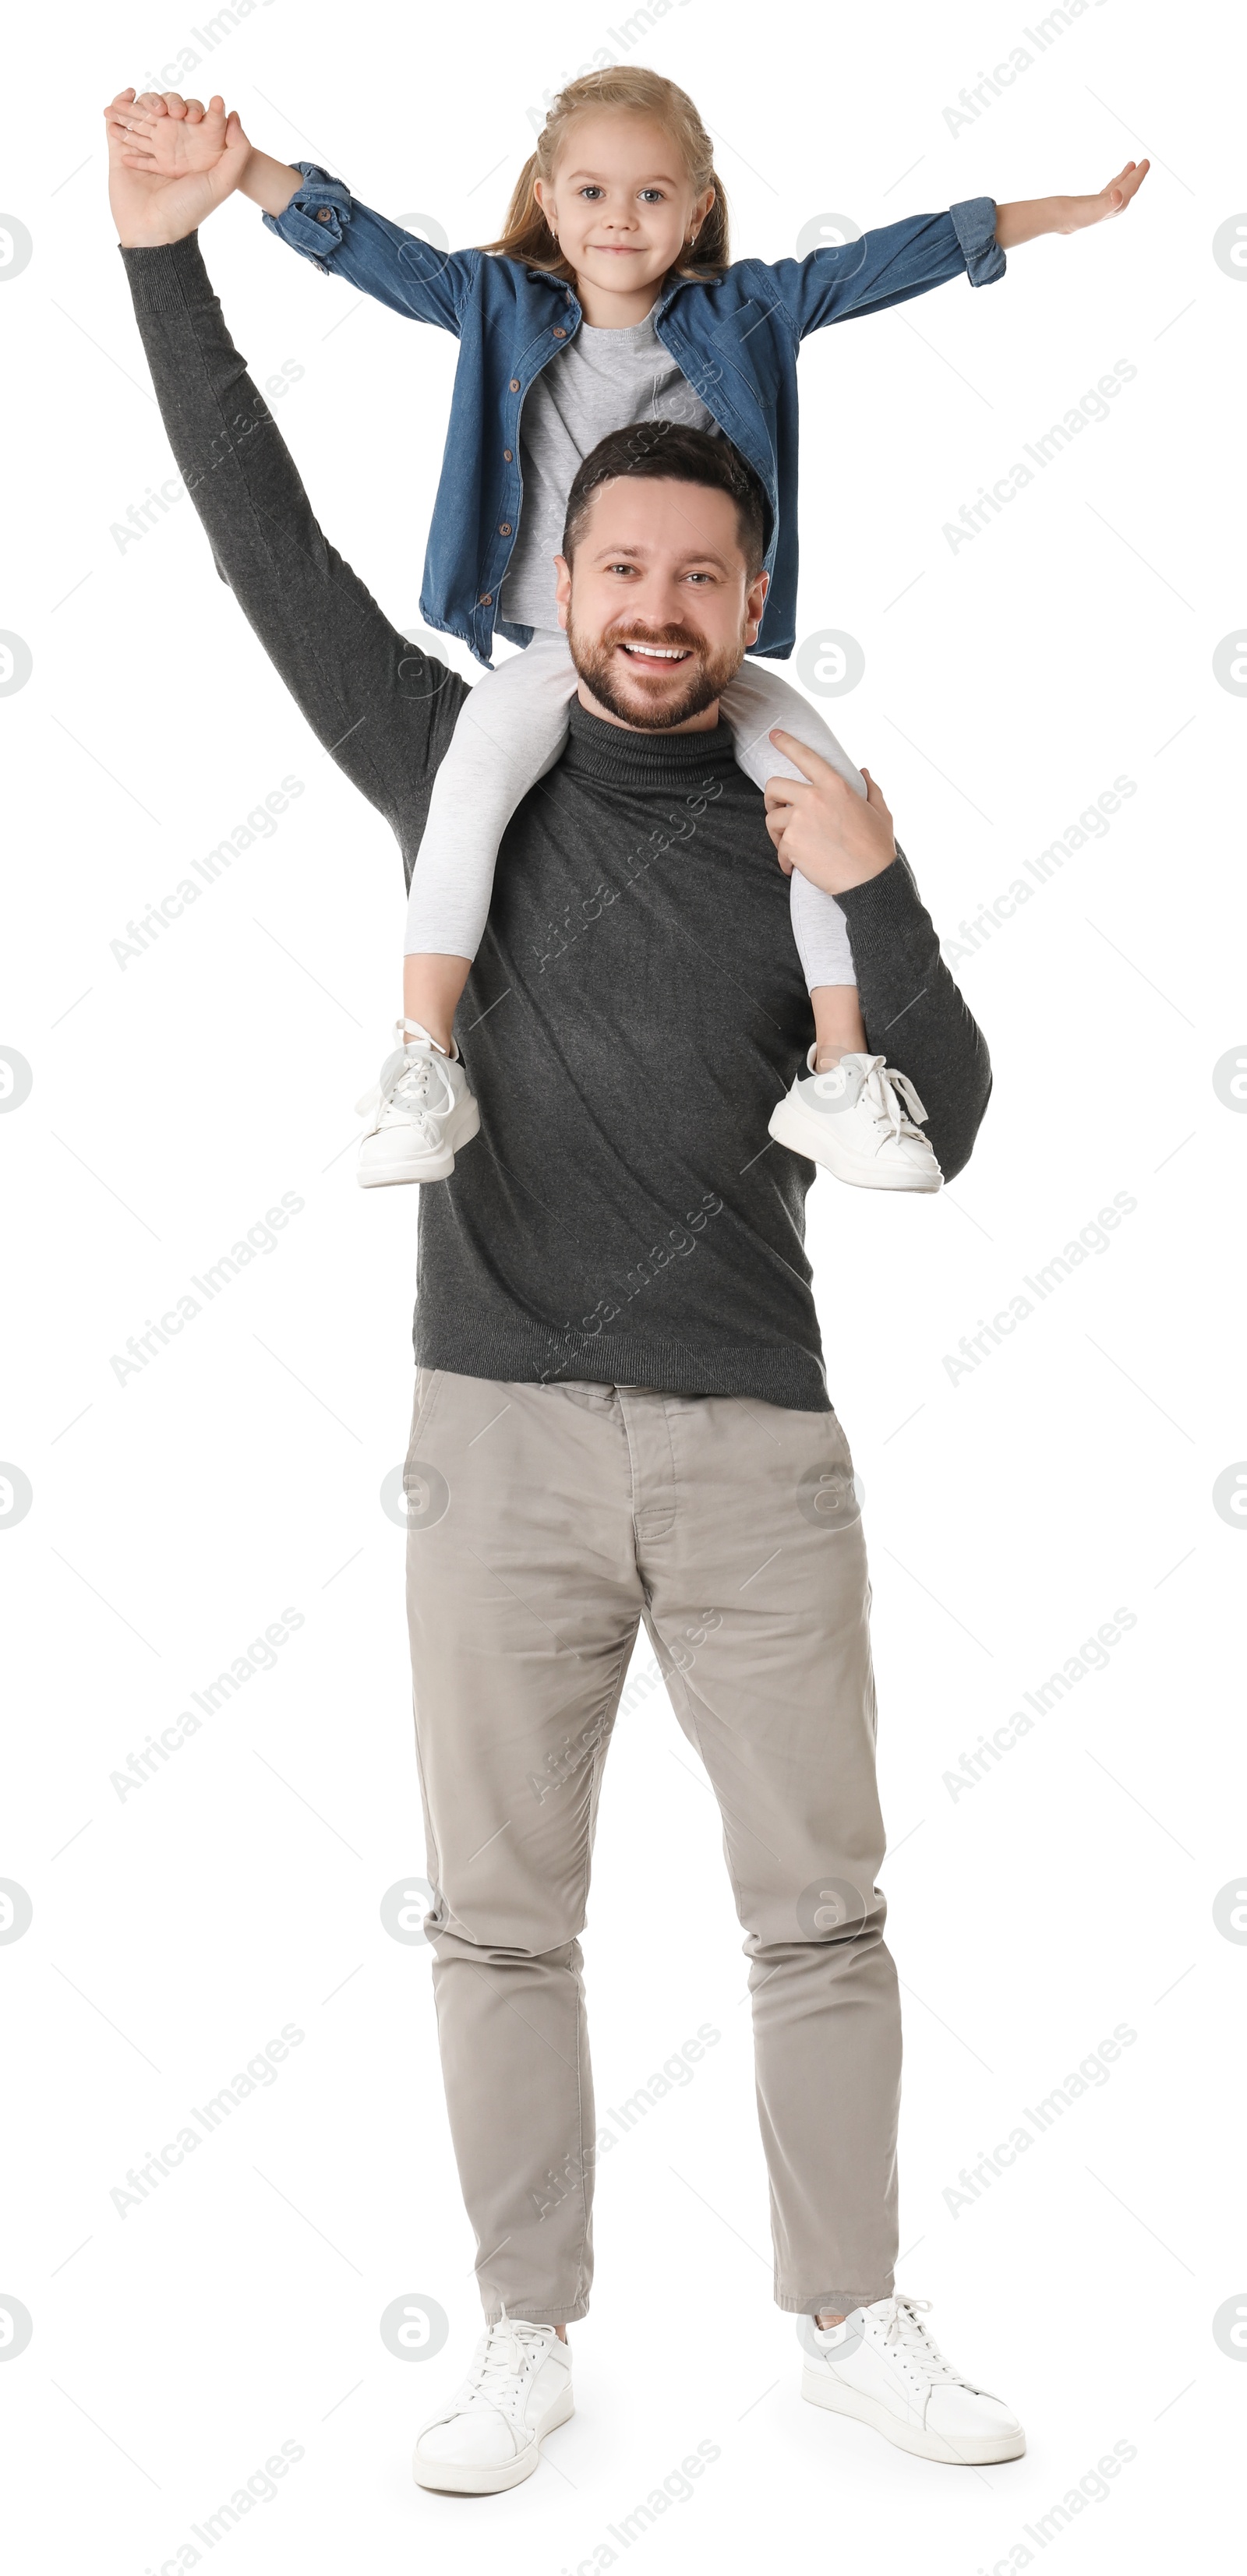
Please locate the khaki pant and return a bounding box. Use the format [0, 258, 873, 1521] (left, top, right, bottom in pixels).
[404, 1369, 901, 2324]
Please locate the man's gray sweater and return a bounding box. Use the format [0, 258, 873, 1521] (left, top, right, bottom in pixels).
[121, 235, 991, 1411]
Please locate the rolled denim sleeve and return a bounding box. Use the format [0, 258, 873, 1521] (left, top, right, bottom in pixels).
[949, 195, 1006, 288]
[767, 199, 1005, 340]
[262, 161, 354, 257]
[263, 161, 468, 333]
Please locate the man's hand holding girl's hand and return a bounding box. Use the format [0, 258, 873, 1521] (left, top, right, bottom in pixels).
[764, 734, 896, 896]
[105, 88, 304, 231]
[104, 88, 253, 245]
[108, 89, 238, 176]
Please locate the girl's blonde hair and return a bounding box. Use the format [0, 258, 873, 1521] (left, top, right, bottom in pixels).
[479, 67, 730, 283]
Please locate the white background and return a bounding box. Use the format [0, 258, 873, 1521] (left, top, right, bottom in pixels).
[2, 0, 1245, 2567]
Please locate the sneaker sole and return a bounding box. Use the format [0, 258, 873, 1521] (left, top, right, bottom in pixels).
[357, 1097, 481, 1187]
[412, 2384, 574, 2493]
[768, 1098, 942, 1191]
[802, 2367, 1024, 2462]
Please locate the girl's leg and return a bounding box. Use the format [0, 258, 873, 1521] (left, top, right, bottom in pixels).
[792, 877, 867, 1064]
[719, 663, 867, 1064]
[403, 632, 578, 1050]
[402, 952, 473, 1060]
[733, 674, 943, 1192]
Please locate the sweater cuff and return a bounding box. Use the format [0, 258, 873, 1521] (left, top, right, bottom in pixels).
[835, 849, 928, 950]
[118, 231, 212, 314]
[949, 196, 1006, 287]
[262, 162, 352, 260]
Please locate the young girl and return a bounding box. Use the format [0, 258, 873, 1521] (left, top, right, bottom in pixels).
[113, 72, 1146, 1191]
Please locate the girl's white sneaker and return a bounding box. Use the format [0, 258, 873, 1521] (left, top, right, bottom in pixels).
[768, 1050, 942, 1191]
[355, 1018, 480, 1185]
[412, 2316, 574, 2493]
[802, 2294, 1024, 2463]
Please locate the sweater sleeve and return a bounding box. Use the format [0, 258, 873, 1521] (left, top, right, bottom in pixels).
[835, 850, 992, 1182]
[118, 232, 468, 883]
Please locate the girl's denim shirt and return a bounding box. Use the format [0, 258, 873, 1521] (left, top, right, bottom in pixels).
[266, 172, 1003, 667]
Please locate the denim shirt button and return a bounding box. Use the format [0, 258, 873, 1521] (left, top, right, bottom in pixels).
[552, 326, 566, 337]
[499, 524, 512, 537]
[315, 208, 334, 224]
[509, 377, 521, 392]
[478, 593, 493, 606]
[503, 449, 513, 461]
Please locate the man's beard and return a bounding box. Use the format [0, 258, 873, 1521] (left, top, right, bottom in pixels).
[567, 611, 745, 732]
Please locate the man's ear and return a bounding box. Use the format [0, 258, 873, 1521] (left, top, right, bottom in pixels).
[553, 552, 571, 629]
[744, 564, 769, 643]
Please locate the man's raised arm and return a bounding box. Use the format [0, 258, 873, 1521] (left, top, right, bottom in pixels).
[106, 94, 466, 876]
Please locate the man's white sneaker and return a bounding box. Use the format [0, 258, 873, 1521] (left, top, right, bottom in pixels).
[801, 2295, 1025, 2465]
[355, 1018, 480, 1186]
[769, 1050, 942, 1191]
[412, 2315, 573, 2493]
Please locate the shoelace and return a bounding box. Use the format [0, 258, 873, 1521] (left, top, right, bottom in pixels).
[871, 2295, 962, 2383]
[371, 1043, 457, 1140]
[455, 2317, 549, 2414]
[814, 1054, 928, 1145]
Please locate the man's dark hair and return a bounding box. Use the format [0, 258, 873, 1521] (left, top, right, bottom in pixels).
[561, 422, 768, 576]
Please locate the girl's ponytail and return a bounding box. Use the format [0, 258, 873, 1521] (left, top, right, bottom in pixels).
[486, 149, 559, 274]
[479, 68, 730, 282]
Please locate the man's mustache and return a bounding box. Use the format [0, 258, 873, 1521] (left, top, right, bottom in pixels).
[606, 623, 706, 655]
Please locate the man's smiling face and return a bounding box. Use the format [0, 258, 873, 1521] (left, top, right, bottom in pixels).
[554, 475, 769, 732]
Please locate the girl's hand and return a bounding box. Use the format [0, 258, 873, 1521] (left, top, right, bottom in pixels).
[763, 736, 896, 895]
[996, 162, 1150, 247]
[1054, 160, 1150, 231]
[107, 90, 235, 178]
[104, 87, 253, 247]
[107, 90, 305, 221]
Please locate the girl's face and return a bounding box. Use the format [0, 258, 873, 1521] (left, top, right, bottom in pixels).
[535, 114, 714, 302]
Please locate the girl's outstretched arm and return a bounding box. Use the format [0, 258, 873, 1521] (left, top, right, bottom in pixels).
[772, 198, 1006, 338]
[771, 155, 1148, 341]
[259, 164, 470, 334]
[110, 92, 468, 333]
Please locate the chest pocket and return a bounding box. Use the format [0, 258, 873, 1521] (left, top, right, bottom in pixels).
[710, 298, 763, 343]
[706, 299, 782, 393]
[711, 297, 785, 348]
